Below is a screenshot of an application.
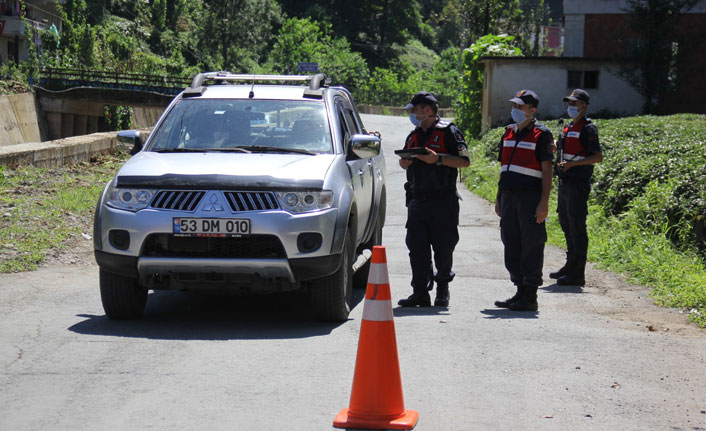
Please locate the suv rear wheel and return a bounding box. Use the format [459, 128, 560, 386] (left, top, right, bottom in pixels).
[99, 269, 148, 319]
[310, 229, 353, 322]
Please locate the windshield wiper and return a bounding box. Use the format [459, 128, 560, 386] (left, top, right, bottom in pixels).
[154, 147, 252, 153]
[234, 146, 316, 155]
[210, 147, 252, 153]
[154, 148, 206, 153]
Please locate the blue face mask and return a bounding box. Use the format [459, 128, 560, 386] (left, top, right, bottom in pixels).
[567, 106, 579, 118]
[409, 113, 424, 127]
[511, 108, 528, 124]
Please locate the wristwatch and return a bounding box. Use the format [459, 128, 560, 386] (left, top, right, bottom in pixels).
[435, 155, 444, 166]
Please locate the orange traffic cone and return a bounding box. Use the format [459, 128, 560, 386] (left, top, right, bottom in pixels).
[334, 245, 419, 430]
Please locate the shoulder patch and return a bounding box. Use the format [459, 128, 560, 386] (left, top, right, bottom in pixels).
[534, 122, 550, 132]
[457, 143, 469, 158]
[435, 119, 452, 129]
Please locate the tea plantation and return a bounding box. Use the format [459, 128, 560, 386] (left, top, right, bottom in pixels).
[463, 114, 706, 326]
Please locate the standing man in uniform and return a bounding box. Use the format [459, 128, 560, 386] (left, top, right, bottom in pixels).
[397, 91, 470, 308]
[494, 90, 553, 312]
[550, 89, 603, 286]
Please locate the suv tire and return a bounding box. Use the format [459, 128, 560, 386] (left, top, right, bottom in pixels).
[99, 269, 148, 320]
[310, 229, 353, 322]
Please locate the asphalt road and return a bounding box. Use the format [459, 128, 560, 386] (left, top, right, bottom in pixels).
[1, 114, 705, 431]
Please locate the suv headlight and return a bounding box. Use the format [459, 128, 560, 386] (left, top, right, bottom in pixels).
[106, 185, 154, 212]
[276, 191, 333, 214]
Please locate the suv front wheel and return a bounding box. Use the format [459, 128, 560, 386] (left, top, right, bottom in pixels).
[310, 229, 353, 322]
[99, 269, 148, 319]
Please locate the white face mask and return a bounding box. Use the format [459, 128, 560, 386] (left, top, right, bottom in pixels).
[567, 106, 579, 118]
[511, 108, 528, 124]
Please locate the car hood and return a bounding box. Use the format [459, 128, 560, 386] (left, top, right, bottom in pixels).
[115, 152, 336, 189]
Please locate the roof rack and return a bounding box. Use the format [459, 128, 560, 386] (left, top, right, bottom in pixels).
[185, 72, 330, 97]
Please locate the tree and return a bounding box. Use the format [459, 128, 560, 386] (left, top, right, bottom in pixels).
[329, 0, 422, 68]
[269, 17, 369, 88]
[196, 0, 283, 72]
[56, 0, 97, 68]
[622, 0, 700, 113]
[457, 34, 522, 138]
[438, 0, 507, 49]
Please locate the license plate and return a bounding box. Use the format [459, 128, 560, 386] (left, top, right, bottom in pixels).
[173, 218, 251, 237]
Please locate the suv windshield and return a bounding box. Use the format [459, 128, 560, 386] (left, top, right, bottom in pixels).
[148, 99, 333, 153]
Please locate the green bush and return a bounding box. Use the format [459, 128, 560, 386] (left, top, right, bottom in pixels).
[591, 114, 706, 255]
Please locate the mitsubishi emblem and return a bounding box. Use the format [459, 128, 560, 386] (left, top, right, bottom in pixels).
[203, 194, 224, 212]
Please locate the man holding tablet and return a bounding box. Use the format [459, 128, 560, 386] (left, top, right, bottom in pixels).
[396, 91, 470, 308]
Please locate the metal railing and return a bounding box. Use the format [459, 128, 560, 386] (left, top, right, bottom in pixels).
[38, 68, 192, 95]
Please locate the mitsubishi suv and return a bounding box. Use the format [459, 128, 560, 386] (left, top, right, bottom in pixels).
[93, 72, 386, 321]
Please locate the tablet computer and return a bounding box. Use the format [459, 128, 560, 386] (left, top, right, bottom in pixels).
[394, 147, 428, 159]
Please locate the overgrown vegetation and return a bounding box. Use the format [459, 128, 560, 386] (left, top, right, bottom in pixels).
[0, 153, 129, 273]
[4, 0, 558, 109]
[457, 34, 521, 138]
[462, 114, 706, 326]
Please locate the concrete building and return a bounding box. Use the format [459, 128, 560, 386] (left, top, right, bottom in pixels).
[480, 0, 706, 131]
[0, 0, 62, 66]
[480, 56, 643, 131]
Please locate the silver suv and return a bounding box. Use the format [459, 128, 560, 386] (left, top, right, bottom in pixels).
[94, 72, 386, 321]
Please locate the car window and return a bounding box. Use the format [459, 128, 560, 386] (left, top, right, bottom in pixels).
[148, 99, 333, 153]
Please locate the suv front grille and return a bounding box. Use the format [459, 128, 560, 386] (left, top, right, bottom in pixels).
[150, 191, 205, 211]
[224, 191, 279, 212]
[142, 234, 286, 258]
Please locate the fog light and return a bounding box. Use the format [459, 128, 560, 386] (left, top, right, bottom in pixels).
[109, 229, 130, 250]
[297, 233, 322, 253]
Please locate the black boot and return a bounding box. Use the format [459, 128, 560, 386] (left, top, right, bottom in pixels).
[398, 290, 431, 307]
[508, 286, 538, 311]
[549, 257, 572, 279]
[557, 259, 586, 286]
[494, 285, 525, 308]
[434, 283, 449, 307]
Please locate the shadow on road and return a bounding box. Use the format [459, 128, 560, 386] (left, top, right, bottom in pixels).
[393, 306, 451, 317]
[68, 288, 365, 341]
[480, 308, 539, 319]
[541, 283, 583, 294]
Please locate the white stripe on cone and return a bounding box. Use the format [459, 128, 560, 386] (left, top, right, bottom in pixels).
[362, 299, 394, 322]
[367, 262, 389, 285]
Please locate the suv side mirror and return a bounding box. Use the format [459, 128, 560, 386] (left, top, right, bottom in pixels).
[349, 134, 381, 159]
[117, 130, 143, 155]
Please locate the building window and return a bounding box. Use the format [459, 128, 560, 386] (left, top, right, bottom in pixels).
[568, 71, 583, 88]
[567, 70, 599, 89]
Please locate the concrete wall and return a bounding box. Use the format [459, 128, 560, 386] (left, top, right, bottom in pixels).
[0, 132, 123, 169]
[0, 93, 42, 145]
[132, 107, 165, 129]
[481, 58, 644, 131]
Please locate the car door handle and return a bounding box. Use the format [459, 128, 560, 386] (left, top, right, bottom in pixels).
[358, 169, 365, 176]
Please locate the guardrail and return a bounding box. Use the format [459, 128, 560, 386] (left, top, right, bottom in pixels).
[38, 68, 192, 96]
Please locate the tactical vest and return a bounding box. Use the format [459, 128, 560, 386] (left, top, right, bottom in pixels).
[404, 120, 458, 195]
[561, 118, 589, 162]
[500, 125, 543, 179]
[558, 118, 595, 181]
